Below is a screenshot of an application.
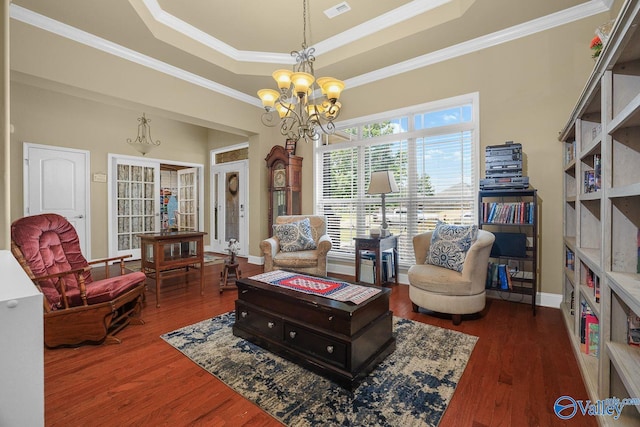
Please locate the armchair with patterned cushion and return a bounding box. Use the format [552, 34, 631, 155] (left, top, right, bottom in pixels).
[260, 215, 333, 276]
[11, 213, 146, 348]
[408, 223, 495, 325]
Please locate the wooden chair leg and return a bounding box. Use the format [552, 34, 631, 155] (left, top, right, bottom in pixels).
[452, 314, 462, 325]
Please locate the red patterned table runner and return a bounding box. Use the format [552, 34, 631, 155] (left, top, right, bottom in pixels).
[249, 271, 381, 305]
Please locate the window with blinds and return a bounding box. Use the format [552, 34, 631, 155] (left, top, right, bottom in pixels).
[315, 93, 479, 266]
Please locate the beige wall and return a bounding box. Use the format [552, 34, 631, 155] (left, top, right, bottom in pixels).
[1, 0, 9, 249]
[10, 82, 211, 257]
[8, 5, 618, 296]
[337, 13, 611, 295]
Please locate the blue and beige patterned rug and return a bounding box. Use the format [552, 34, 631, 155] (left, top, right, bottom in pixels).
[162, 312, 477, 427]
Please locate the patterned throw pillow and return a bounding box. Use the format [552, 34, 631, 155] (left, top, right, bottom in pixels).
[273, 218, 317, 252]
[427, 221, 478, 272]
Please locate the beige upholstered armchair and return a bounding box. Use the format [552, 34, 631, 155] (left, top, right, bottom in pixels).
[260, 215, 333, 276]
[408, 228, 495, 325]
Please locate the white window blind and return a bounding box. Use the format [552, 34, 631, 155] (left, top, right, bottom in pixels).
[315, 93, 479, 266]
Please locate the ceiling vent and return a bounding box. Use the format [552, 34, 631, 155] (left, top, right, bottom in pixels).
[324, 2, 351, 19]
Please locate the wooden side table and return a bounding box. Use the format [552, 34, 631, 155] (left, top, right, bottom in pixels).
[220, 260, 241, 293]
[354, 235, 398, 286]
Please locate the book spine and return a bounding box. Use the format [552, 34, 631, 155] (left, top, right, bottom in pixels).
[498, 264, 509, 290]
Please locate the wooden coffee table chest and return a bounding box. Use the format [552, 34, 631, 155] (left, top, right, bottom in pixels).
[232, 275, 395, 388]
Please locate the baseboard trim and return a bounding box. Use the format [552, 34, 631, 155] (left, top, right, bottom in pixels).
[256, 256, 563, 309]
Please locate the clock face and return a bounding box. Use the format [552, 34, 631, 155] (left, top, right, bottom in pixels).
[273, 169, 286, 188]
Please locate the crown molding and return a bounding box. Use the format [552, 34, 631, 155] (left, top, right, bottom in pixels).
[10, 4, 261, 107]
[10, 1, 612, 108]
[140, 0, 293, 65]
[139, 0, 457, 62]
[346, 0, 612, 90]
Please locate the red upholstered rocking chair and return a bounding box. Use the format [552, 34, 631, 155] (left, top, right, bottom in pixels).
[11, 213, 146, 348]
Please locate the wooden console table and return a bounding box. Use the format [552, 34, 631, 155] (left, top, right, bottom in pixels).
[137, 231, 207, 307]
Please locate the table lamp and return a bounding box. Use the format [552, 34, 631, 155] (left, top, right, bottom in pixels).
[367, 170, 399, 237]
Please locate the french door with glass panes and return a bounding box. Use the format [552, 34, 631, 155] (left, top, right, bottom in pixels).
[176, 167, 198, 230]
[114, 159, 160, 258]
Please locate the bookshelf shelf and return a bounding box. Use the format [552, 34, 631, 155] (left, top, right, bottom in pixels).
[564, 236, 577, 251]
[609, 90, 640, 132]
[558, 1, 640, 423]
[608, 273, 640, 318]
[580, 192, 601, 201]
[353, 235, 398, 287]
[565, 265, 576, 284]
[478, 189, 538, 314]
[607, 342, 640, 404]
[577, 248, 601, 271]
[609, 182, 640, 198]
[580, 136, 602, 159]
[564, 158, 576, 171]
[580, 283, 601, 318]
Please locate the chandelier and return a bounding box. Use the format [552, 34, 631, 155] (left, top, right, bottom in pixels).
[127, 113, 160, 155]
[258, 0, 345, 143]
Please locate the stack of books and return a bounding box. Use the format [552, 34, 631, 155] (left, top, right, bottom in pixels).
[359, 249, 395, 284]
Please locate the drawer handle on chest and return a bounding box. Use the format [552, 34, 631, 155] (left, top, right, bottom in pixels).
[240, 311, 247, 318]
[267, 321, 275, 329]
[326, 345, 334, 354]
[289, 331, 297, 339]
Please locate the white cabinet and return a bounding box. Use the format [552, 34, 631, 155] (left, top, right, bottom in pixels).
[559, 1, 640, 425]
[0, 250, 44, 426]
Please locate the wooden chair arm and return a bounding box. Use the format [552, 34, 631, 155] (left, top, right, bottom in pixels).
[87, 254, 133, 277]
[33, 266, 91, 308]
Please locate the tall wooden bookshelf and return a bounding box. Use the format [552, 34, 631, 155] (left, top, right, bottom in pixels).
[558, 1, 640, 425]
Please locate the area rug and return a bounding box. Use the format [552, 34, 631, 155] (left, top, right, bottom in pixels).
[161, 311, 478, 427]
[125, 252, 225, 271]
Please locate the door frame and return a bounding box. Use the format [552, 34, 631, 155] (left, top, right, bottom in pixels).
[23, 142, 91, 259]
[107, 153, 205, 258]
[210, 144, 249, 256]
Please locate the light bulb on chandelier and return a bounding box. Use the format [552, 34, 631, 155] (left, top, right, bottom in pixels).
[257, 0, 345, 144]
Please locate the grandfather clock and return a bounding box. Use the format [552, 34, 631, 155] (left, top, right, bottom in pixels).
[265, 144, 302, 234]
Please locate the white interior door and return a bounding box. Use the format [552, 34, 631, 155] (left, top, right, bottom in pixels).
[24, 143, 91, 258]
[211, 161, 248, 256]
[111, 157, 160, 259]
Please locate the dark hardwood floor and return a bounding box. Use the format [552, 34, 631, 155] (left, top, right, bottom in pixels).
[44, 258, 596, 426]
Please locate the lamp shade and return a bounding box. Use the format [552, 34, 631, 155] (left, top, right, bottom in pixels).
[291, 72, 314, 95]
[321, 79, 345, 101]
[272, 69, 293, 91]
[257, 89, 280, 109]
[367, 171, 399, 195]
[316, 77, 331, 95]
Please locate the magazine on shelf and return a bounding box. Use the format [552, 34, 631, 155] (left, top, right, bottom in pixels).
[587, 318, 599, 357]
